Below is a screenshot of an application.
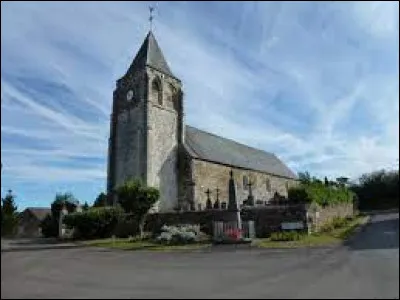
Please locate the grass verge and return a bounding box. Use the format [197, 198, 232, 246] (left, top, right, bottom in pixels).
[253, 215, 368, 249]
[83, 238, 212, 251]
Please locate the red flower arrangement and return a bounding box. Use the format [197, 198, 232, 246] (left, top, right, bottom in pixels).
[224, 228, 242, 240]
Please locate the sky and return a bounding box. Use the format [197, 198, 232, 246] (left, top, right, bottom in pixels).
[1, 1, 399, 210]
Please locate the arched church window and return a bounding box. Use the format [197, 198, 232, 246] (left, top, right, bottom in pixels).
[152, 78, 162, 105]
[243, 175, 248, 190]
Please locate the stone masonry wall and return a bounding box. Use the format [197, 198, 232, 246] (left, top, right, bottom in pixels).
[306, 202, 354, 232]
[191, 159, 299, 210]
[113, 70, 147, 190]
[145, 204, 307, 238]
[146, 68, 182, 212]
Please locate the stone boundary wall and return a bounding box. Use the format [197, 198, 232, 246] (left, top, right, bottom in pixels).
[306, 202, 354, 232]
[145, 204, 308, 238]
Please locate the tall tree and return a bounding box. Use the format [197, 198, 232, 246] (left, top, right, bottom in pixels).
[82, 202, 89, 211]
[350, 169, 399, 210]
[41, 192, 79, 238]
[51, 192, 78, 220]
[1, 190, 18, 236]
[93, 192, 108, 207]
[116, 179, 159, 238]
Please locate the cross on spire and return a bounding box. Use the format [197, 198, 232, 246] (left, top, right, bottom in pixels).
[149, 6, 155, 31]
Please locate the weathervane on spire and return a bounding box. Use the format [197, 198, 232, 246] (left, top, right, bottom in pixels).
[149, 5, 155, 31]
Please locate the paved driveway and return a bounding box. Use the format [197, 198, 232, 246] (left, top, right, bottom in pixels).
[1, 213, 398, 299]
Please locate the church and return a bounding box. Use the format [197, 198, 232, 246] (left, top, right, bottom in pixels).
[107, 30, 298, 212]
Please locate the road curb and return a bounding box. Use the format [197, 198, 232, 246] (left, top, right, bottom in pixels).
[1, 244, 87, 253]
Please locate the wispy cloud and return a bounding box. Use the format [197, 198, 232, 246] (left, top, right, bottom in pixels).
[1, 1, 398, 209]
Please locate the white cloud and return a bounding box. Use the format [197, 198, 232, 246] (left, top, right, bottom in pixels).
[352, 1, 399, 39]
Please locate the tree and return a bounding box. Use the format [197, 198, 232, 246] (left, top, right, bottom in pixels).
[93, 192, 108, 207]
[324, 176, 329, 186]
[298, 171, 311, 184]
[40, 214, 58, 238]
[350, 169, 399, 210]
[82, 202, 89, 211]
[51, 193, 78, 220]
[41, 192, 79, 238]
[1, 190, 18, 236]
[116, 179, 159, 238]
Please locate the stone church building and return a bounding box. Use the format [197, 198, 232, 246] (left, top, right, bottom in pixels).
[107, 30, 298, 212]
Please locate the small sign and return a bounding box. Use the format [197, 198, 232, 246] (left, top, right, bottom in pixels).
[281, 222, 304, 230]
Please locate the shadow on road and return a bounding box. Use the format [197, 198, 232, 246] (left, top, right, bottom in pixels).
[344, 214, 399, 251]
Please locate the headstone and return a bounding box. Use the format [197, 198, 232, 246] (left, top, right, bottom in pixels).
[206, 198, 212, 210]
[213, 198, 220, 209]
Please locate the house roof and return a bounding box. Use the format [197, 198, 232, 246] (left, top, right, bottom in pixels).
[126, 31, 176, 79]
[184, 125, 297, 179]
[24, 207, 51, 222]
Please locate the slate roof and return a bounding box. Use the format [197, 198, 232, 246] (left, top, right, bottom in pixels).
[127, 31, 176, 79]
[184, 126, 297, 179]
[24, 207, 51, 222]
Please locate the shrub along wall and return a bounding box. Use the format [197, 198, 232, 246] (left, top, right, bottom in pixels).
[63, 206, 123, 240]
[288, 183, 354, 206]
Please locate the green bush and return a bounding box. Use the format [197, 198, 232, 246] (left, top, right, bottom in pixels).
[288, 187, 312, 204]
[270, 231, 303, 241]
[288, 181, 355, 206]
[63, 206, 124, 240]
[351, 169, 399, 210]
[117, 179, 160, 238]
[112, 214, 139, 238]
[320, 217, 349, 232]
[40, 215, 59, 238]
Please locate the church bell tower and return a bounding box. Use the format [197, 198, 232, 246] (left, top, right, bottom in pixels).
[107, 30, 184, 211]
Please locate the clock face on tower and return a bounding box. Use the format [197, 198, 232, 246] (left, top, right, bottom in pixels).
[126, 90, 134, 102]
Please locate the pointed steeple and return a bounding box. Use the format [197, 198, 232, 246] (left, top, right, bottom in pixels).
[126, 31, 175, 79]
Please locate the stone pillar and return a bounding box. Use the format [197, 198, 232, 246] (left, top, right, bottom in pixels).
[227, 170, 242, 231]
[59, 206, 68, 238]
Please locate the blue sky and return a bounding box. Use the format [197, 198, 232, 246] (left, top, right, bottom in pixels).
[1, 1, 399, 210]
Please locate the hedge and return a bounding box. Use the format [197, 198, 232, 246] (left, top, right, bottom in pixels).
[288, 182, 354, 206]
[63, 206, 124, 240]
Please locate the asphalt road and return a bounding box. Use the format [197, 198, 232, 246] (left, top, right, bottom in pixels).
[1, 213, 399, 299]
